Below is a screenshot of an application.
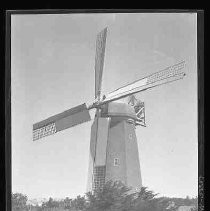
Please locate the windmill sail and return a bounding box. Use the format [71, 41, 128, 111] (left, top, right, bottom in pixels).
[33, 103, 91, 141]
[95, 27, 107, 100]
[103, 61, 186, 103]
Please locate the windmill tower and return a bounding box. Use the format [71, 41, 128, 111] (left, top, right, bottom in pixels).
[33, 27, 186, 193]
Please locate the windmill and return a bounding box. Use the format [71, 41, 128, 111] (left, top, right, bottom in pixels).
[33, 27, 186, 192]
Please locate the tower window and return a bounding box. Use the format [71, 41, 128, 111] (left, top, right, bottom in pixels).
[114, 158, 120, 166]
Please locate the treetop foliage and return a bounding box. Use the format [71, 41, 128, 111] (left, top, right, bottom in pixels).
[12, 181, 198, 211]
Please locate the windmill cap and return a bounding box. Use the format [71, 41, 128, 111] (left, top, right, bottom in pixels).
[101, 101, 137, 120]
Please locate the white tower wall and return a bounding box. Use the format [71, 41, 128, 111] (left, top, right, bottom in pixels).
[87, 102, 142, 192]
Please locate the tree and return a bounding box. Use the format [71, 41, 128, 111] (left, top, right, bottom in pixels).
[64, 197, 72, 209]
[12, 192, 28, 211]
[85, 181, 166, 211]
[85, 180, 139, 211]
[42, 197, 59, 209]
[71, 195, 86, 211]
[132, 187, 162, 211]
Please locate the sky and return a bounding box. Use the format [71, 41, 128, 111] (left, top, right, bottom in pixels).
[11, 13, 197, 200]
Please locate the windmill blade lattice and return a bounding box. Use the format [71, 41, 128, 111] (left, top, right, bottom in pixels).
[103, 61, 186, 103]
[33, 103, 91, 141]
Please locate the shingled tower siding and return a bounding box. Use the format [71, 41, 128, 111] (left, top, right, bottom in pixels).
[105, 119, 127, 185]
[105, 119, 142, 190]
[124, 120, 142, 190]
[87, 102, 142, 192]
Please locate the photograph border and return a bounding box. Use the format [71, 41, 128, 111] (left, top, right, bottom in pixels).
[5, 9, 204, 211]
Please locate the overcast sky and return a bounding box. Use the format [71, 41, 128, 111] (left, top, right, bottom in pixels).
[11, 13, 197, 200]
